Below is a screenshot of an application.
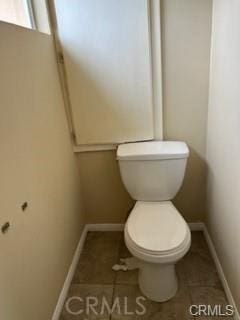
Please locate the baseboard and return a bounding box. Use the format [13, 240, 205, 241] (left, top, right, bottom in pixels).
[188, 222, 205, 231]
[52, 222, 239, 320]
[51, 225, 88, 320]
[189, 222, 239, 319]
[87, 223, 204, 232]
[87, 223, 124, 231]
[51, 223, 123, 319]
[202, 225, 240, 320]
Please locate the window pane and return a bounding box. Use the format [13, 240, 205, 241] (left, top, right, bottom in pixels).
[0, 0, 32, 28]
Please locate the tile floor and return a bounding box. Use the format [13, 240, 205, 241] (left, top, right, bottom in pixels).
[60, 231, 232, 320]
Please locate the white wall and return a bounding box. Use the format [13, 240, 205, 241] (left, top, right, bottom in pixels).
[0, 22, 85, 320]
[159, 0, 212, 221]
[54, 0, 154, 145]
[206, 0, 240, 313]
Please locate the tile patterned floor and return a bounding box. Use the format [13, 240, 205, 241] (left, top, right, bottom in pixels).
[60, 231, 233, 320]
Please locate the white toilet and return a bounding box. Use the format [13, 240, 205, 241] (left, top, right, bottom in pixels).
[117, 141, 191, 302]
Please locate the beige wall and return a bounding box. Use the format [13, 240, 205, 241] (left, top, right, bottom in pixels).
[206, 0, 240, 313]
[161, 0, 212, 221]
[78, 151, 134, 224]
[78, 0, 212, 223]
[0, 22, 85, 320]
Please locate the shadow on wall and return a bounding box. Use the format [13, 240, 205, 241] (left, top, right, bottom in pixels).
[78, 150, 134, 224]
[173, 147, 207, 222]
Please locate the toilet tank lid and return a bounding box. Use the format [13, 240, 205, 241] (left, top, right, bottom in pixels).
[117, 141, 189, 160]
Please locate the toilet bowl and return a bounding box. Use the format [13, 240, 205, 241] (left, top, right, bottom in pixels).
[117, 141, 190, 302]
[124, 201, 191, 302]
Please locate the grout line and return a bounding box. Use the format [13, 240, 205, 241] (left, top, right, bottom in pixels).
[110, 234, 123, 320]
[53, 225, 239, 320]
[110, 284, 116, 320]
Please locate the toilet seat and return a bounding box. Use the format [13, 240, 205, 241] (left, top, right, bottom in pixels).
[125, 201, 191, 263]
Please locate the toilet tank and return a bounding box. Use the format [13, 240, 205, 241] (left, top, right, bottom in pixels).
[117, 141, 189, 201]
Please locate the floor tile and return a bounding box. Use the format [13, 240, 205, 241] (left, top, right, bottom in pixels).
[72, 232, 122, 284]
[60, 231, 230, 320]
[191, 232, 209, 251]
[189, 286, 234, 319]
[60, 284, 113, 320]
[177, 232, 222, 288]
[111, 284, 193, 320]
[115, 237, 139, 285]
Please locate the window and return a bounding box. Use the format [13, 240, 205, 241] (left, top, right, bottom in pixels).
[0, 0, 35, 29]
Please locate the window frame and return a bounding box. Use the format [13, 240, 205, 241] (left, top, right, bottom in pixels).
[23, 0, 36, 29]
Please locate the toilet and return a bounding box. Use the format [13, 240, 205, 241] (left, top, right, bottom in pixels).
[117, 141, 191, 302]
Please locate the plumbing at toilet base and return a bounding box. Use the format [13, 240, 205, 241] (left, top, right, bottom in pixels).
[112, 255, 182, 302]
[112, 257, 139, 272]
[113, 256, 180, 302]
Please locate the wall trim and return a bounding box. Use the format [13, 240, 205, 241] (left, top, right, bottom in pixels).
[87, 223, 124, 232]
[52, 222, 239, 320]
[149, 0, 163, 140]
[50, 0, 163, 153]
[189, 222, 239, 319]
[188, 222, 205, 231]
[51, 225, 88, 320]
[202, 225, 240, 320]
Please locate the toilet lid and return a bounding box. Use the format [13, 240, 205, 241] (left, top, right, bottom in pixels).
[126, 201, 188, 255]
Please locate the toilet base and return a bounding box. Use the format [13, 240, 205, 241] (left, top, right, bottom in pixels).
[138, 261, 178, 302]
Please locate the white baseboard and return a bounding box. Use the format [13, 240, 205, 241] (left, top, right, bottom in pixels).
[87, 222, 203, 232]
[87, 223, 124, 232]
[188, 222, 205, 231]
[51, 223, 123, 320]
[188, 222, 239, 319]
[52, 222, 239, 320]
[86, 222, 204, 232]
[202, 225, 240, 320]
[51, 225, 88, 320]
